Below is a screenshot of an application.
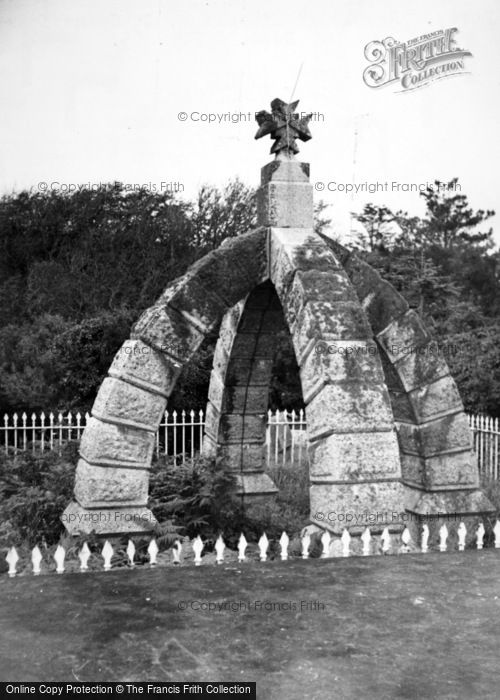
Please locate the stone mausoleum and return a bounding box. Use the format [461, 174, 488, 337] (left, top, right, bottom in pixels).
[63, 98, 494, 538]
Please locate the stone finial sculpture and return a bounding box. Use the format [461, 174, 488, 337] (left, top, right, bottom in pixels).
[255, 98, 312, 157]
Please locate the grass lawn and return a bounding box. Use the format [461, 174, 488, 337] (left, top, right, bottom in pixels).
[1, 550, 500, 699]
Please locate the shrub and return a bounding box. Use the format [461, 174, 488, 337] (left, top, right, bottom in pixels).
[148, 454, 245, 547]
[0, 442, 79, 547]
[0, 445, 310, 556]
[234, 461, 310, 543]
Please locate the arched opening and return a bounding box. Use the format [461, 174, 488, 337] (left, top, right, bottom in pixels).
[203, 279, 306, 498]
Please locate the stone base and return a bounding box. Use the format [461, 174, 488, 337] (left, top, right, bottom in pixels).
[309, 480, 407, 535]
[403, 486, 496, 550]
[257, 182, 313, 228]
[404, 487, 495, 517]
[233, 471, 278, 497]
[308, 516, 405, 537]
[62, 501, 157, 536]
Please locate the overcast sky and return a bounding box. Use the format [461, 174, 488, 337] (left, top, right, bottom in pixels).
[1, 0, 499, 241]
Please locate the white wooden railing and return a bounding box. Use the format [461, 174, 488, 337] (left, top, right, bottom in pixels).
[1, 409, 499, 478]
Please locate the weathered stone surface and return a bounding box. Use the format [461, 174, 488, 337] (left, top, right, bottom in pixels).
[424, 450, 479, 489]
[229, 334, 258, 359]
[203, 401, 221, 442]
[318, 235, 351, 265]
[261, 159, 310, 184]
[92, 377, 166, 431]
[378, 350, 405, 392]
[219, 229, 269, 287]
[205, 402, 266, 445]
[377, 310, 431, 362]
[79, 417, 155, 468]
[306, 383, 394, 439]
[308, 431, 401, 481]
[400, 453, 425, 487]
[408, 375, 463, 423]
[270, 244, 300, 298]
[361, 280, 409, 335]
[202, 433, 217, 459]
[257, 310, 287, 333]
[254, 333, 279, 357]
[270, 227, 326, 249]
[422, 412, 473, 454]
[240, 442, 267, 468]
[212, 341, 230, 378]
[269, 228, 340, 298]
[132, 305, 205, 362]
[300, 340, 384, 404]
[397, 412, 473, 457]
[221, 386, 269, 414]
[74, 459, 149, 507]
[343, 255, 384, 300]
[158, 272, 229, 333]
[217, 300, 246, 355]
[257, 182, 313, 227]
[234, 471, 278, 495]
[62, 501, 157, 536]
[309, 481, 407, 534]
[281, 239, 341, 275]
[388, 391, 417, 423]
[291, 301, 373, 363]
[396, 423, 421, 456]
[401, 449, 479, 490]
[406, 489, 495, 516]
[225, 358, 274, 386]
[207, 369, 225, 409]
[237, 309, 266, 333]
[284, 270, 357, 330]
[215, 442, 266, 472]
[393, 342, 451, 392]
[218, 414, 266, 444]
[108, 339, 179, 398]
[188, 229, 268, 306]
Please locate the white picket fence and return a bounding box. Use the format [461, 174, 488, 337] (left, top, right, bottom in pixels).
[469, 413, 500, 480]
[4, 520, 500, 578]
[1, 409, 499, 478]
[1, 408, 308, 468]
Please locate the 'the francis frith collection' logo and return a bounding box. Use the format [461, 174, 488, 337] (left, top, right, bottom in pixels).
[363, 28, 472, 91]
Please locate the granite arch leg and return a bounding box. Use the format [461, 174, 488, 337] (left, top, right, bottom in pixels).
[268, 228, 405, 533]
[62, 228, 269, 535]
[320, 236, 494, 519]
